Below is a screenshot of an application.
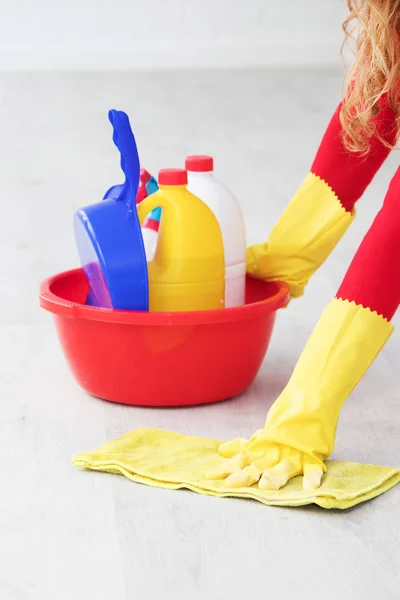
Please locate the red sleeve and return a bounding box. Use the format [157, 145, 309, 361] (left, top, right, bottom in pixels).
[311, 97, 397, 212]
[336, 165, 400, 321]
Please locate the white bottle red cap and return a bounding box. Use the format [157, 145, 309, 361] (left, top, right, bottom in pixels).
[185, 155, 214, 173]
[158, 168, 188, 186]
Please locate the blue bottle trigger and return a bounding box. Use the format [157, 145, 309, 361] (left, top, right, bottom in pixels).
[145, 176, 159, 196]
[144, 176, 161, 223]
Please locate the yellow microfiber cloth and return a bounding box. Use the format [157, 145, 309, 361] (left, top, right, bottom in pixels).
[72, 428, 400, 510]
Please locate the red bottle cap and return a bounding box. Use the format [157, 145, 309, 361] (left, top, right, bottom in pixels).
[185, 155, 214, 172]
[158, 168, 188, 186]
[140, 169, 152, 183]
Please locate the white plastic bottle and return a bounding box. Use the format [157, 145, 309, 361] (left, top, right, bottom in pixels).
[141, 220, 159, 262]
[185, 155, 247, 307]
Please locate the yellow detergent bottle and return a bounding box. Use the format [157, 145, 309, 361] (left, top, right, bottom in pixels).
[137, 168, 225, 312]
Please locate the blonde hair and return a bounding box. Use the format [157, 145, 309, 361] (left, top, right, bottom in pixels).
[341, 0, 400, 154]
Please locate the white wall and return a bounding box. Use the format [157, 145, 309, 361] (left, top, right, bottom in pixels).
[0, 0, 346, 70]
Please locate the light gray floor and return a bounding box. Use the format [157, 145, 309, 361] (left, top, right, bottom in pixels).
[1, 69, 400, 600]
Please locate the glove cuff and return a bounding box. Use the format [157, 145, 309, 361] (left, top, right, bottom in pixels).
[264, 298, 393, 462]
[246, 172, 355, 298]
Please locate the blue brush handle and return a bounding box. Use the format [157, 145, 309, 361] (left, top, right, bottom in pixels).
[108, 110, 140, 212]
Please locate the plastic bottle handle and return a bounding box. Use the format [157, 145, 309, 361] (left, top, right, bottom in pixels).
[137, 194, 169, 227]
[108, 109, 140, 213]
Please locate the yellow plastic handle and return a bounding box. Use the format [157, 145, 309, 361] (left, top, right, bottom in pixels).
[137, 192, 167, 226]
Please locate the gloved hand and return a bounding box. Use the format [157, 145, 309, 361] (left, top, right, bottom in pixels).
[207, 298, 393, 490]
[247, 96, 397, 299]
[246, 173, 354, 298]
[207, 433, 325, 491]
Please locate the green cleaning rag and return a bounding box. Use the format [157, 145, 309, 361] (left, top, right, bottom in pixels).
[72, 428, 400, 510]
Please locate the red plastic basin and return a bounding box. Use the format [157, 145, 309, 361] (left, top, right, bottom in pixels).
[39, 269, 289, 407]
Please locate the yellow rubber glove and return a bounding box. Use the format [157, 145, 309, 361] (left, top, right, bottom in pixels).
[247, 173, 355, 298]
[207, 298, 393, 491]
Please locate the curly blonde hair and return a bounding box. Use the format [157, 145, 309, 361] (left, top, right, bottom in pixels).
[341, 0, 400, 154]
